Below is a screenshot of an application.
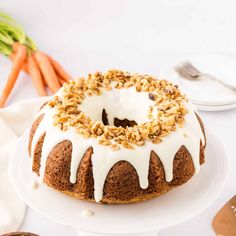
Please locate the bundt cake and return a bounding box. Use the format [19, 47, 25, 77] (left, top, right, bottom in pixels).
[28, 70, 206, 204]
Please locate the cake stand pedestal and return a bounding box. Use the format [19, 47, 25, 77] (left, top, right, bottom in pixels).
[9, 130, 228, 236]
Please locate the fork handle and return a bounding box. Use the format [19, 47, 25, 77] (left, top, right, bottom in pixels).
[201, 74, 236, 92]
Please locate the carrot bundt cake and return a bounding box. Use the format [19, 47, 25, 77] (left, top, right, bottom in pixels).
[28, 70, 206, 204]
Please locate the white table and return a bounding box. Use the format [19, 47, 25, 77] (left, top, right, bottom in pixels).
[1, 52, 235, 236]
[1, 1, 236, 235]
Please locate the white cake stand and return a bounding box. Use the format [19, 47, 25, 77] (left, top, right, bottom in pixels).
[9, 130, 228, 236]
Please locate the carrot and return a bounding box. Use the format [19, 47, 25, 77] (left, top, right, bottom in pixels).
[12, 42, 21, 53]
[9, 52, 28, 73]
[58, 75, 66, 86]
[12, 43, 48, 89]
[0, 44, 27, 107]
[48, 56, 72, 83]
[34, 51, 61, 93]
[27, 55, 47, 96]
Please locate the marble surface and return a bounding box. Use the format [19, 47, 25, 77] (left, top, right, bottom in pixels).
[0, 0, 236, 235]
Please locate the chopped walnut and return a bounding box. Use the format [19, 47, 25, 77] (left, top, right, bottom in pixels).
[47, 70, 188, 150]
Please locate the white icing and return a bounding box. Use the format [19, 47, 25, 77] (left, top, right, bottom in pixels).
[30, 87, 205, 202]
[81, 209, 94, 218]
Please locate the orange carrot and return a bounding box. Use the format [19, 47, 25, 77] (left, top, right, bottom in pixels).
[13, 43, 48, 88]
[0, 44, 27, 107]
[27, 55, 47, 96]
[34, 51, 61, 93]
[48, 56, 72, 83]
[12, 42, 21, 53]
[58, 75, 66, 86]
[9, 52, 28, 73]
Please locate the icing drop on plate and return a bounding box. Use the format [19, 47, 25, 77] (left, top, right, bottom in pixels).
[81, 209, 94, 218]
[30, 180, 38, 189]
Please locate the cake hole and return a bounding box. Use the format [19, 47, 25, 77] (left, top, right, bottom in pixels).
[80, 87, 150, 126]
[102, 108, 137, 128]
[114, 117, 137, 128]
[102, 109, 109, 125]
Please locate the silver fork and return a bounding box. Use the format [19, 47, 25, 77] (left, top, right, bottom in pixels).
[175, 61, 236, 92]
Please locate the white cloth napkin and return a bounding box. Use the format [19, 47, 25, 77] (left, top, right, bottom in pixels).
[0, 97, 48, 234]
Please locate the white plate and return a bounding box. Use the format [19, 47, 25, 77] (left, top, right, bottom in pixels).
[194, 102, 236, 112]
[160, 53, 236, 109]
[9, 130, 228, 235]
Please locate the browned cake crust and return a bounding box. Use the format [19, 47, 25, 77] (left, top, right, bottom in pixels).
[28, 113, 205, 204]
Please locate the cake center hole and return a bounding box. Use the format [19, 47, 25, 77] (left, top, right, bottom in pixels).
[80, 88, 151, 126]
[102, 109, 137, 128]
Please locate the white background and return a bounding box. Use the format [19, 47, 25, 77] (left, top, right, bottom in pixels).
[0, 0, 236, 235]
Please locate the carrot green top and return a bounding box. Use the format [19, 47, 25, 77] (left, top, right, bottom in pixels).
[0, 12, 37, 56]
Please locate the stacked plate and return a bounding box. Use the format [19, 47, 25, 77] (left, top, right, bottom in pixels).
[161, 53, 236, 111]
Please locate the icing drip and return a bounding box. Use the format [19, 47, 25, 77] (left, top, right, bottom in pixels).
[30, 88, 205, 202]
